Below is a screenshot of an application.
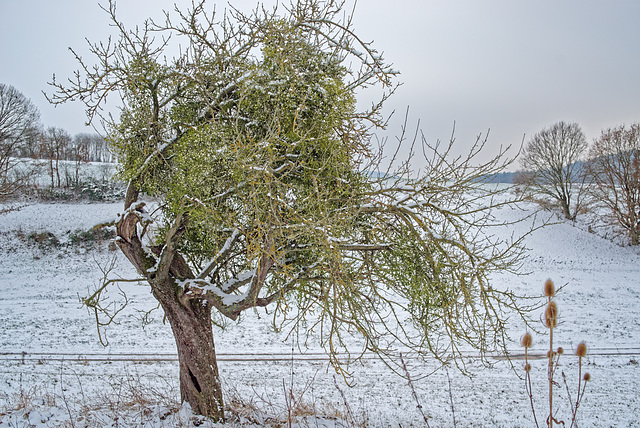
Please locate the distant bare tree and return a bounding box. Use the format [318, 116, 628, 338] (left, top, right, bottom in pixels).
[587, 123, 640, 245]
[40, 127, 71, 188]
[19, 126, 43, 159]
[68, 135, 90, 186]
[516, 121, 588, 220]
[0, 84, 40, 202]
[74, 133, 112, 163]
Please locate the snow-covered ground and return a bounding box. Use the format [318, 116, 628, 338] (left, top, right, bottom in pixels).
[0, 196, 639, 427]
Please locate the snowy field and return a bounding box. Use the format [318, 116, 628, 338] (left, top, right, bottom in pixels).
[0, 196, 639, 427]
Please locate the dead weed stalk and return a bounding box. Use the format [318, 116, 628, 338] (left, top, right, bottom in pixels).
[522, 279, 590, 428]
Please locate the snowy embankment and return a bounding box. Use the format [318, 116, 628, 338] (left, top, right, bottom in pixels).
[0, 198, 639, 427]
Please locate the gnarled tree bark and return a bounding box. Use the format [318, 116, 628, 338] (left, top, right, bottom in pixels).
[153, 283, 224, 419]
[116, 196, 225, 421]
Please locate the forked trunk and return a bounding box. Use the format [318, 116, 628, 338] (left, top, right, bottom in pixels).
[155, 284, 225, 420]
[561, 199, 574, 221]
[116, 205, 225, 420]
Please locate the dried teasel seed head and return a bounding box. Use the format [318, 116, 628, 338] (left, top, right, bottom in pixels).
[521, 332, 533, 348]
[545, 301, 558, 328]
[576, 342, 587, 358]
[547, 301, 558, 316]
[547, 350, 554, 358]
[544, 279, 555, 297]
[583, 373, 591, 381]
[525, 363, 531, 373]
[557, 347, 564, 355]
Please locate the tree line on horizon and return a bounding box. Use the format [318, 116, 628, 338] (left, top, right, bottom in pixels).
[1, 82, 115, 193]
[1, 83, 114, 162]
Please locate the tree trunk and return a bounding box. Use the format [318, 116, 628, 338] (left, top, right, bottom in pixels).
[563, 203, 574, 221]
[49, 158, 54, 188]
[55, 157, 61, 188]
[154, 282, 225, 420]
[116, 206, 225, 420]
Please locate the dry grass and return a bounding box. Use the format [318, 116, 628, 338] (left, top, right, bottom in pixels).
[1, 364, 365, 427]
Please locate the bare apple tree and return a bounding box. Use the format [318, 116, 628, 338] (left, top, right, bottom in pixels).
[48, 0, 533, 420]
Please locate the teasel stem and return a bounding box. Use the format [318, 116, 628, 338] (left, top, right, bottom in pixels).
[570, 343, 589, 428]
[546, 295, 556, 428]
[548, 326, 554, 427]
[544, 279, 558, 428]
[522, 332, 539, 428]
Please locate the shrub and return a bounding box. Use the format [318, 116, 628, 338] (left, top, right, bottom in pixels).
[69, 224, 116, 248]
[26, 231, 60, 250]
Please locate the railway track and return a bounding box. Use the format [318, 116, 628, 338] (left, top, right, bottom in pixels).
[1, 348, 638, 364]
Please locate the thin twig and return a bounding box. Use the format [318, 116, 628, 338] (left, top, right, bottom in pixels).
[445, 366, 457, 427]
[399, 353, 431, 427]
[59, 360, 77, 428]
[333, 374, 355, 426]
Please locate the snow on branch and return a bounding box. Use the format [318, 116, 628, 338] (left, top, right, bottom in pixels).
[197, 228, 242, 280]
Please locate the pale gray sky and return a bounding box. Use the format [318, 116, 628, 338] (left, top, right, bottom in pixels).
[1, 0, 639, 165]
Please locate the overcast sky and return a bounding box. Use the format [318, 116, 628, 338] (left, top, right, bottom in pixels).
[1, 0, 639, 166]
